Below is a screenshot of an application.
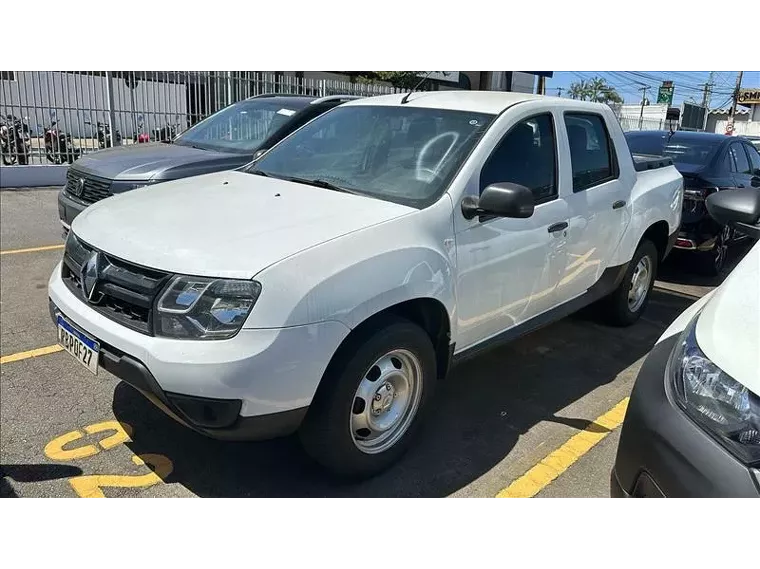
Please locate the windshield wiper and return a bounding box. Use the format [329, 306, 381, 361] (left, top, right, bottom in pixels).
[248, 171, 358, 195]
[288, 177, 357, 194]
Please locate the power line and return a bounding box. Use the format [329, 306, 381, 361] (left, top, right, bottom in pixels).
[617, 71, 734, 95]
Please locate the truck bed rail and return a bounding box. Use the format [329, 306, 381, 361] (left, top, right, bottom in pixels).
[632, 154, 674, 172]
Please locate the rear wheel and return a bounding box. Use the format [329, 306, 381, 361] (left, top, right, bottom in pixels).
[602, 239, 658, 327]
[299, 315, 436, 479]
[695, 226, 730, 277]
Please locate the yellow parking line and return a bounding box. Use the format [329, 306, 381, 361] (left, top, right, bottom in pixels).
[0, 244, 64, 256]
[0, 344, 63, 365]
[496, 397, 629, 498]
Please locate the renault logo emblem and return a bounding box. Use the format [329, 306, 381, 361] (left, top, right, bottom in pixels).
[72, 177, 85, 197]
[81, 252, 104, 304]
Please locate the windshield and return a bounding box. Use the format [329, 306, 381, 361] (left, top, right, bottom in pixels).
[246, 105, 495, 207]
[625, 133, 722, 167]
[174, 99, 307, 153]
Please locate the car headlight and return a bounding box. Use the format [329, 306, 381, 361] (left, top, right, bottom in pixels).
[155, 276, 262, 340]
[109, 179, 157, 194]
[670, 311, 760, 465]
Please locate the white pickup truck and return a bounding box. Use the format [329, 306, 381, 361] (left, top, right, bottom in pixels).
[48, 92, 683, 478]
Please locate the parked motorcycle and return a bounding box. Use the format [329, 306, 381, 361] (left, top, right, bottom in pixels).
[86, 120, 122, 149]
[1, 115, 31, 165]
[0, 117, 10, 164]
[152, 122, 178, 143]
[41, 121, 80, 164]
[133, 116, 150, 143]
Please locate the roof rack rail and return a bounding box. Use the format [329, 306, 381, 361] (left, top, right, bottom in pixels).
[309, 95, 363, 105]
[245, 93, 312, 100]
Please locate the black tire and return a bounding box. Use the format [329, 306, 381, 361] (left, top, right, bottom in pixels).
[695, 226, 730, 277]
[299, 315, 437, 479]
[2, 147, 16, 165]
[602, 239, 658, 327]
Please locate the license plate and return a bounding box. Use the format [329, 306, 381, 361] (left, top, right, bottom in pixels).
[57, 314, 100, 375]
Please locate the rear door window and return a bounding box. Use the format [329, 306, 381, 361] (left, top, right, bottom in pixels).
[564, 113, 618, 191]
[730, 143, 751, 174]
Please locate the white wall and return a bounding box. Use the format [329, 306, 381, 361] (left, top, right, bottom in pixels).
[616, 103, 669, 123]
[706, 113, 760, 136]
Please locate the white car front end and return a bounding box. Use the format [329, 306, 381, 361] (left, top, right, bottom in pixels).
[612, 239, 760, 497]
[47, 170, 419, 439]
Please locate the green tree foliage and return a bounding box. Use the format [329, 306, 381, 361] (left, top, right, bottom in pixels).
[354, 72, 447, 89]
[568, 76, 624, 104]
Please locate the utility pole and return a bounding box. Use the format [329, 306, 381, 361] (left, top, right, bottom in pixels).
[726, 71, 744, 136]
[701, 71, 715, 108]
[701, 71, 715, 132]
[638, 86, 649, 130]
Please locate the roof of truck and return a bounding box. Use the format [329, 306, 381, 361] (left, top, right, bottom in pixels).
[343, 90, 548, 115]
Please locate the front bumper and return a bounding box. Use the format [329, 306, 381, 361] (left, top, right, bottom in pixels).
[48, 261, 351, 440]
[58, 189, 87, 236]
[611, 334, 760, 497]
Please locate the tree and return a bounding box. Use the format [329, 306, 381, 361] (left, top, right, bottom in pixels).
[568, 76, 624, 104]
[354, 71, 446, 89]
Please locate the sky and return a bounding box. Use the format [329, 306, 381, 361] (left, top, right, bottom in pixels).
[545, 71, 759, 109]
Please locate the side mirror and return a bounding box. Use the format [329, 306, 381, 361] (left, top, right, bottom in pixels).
[706, 188, 760, 239]
[461, 182, 535, 221]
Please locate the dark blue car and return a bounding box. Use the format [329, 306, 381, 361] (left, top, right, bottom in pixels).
[625, 130, 760, 274]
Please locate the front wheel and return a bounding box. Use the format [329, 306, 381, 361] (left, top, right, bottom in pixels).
[299, 315, 436, 479]
[601, 239, 658, 327]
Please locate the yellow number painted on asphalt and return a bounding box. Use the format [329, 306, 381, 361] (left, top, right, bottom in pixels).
[68, 454, 174, 498]
[44, 421, 133, 460]
[44, 420, 173, 497]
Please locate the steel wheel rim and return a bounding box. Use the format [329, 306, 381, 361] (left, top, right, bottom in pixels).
[350, 349, 423, 454]
[627, 255, 652, 312]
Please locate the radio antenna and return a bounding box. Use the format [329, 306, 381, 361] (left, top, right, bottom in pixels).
[401, 71, 435, 104]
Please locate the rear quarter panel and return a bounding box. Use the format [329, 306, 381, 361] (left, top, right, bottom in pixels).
[608, 159, 683, 266]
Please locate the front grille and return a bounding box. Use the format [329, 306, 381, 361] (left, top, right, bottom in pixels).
[65, 168, 113, 204]
[62, 233, 171, 335]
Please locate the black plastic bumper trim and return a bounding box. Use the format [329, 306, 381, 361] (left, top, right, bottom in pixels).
[50, 299, 308, 441]
[664, 229, 678, 259]
[612, 334, 760, 497]
[58, 189, 87, 228]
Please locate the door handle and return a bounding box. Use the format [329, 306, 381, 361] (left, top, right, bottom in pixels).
[612, 200, 626, 210]
[548, 221, 568, 233]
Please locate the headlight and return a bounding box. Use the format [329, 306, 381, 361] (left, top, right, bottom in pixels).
[109, 179, 156, 194]
[670, 312, 760, 465]
[155, 276, 262, 340]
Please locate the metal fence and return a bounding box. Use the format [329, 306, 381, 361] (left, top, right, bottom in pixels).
[0, 71, 405, 166]
[1, 72, 727, 169]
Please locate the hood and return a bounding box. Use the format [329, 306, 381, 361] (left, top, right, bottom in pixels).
[696, 241, 760, 394]
[72, 142, 245, 181]
[70, 170, 415, 279]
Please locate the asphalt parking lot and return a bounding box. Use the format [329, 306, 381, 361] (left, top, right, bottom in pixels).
[1, 187, 752, 498]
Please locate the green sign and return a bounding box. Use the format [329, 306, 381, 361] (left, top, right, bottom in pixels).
[657, 84, 674, 105]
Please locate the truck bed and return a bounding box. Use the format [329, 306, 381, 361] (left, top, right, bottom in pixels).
[632, 154, 674, 172]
